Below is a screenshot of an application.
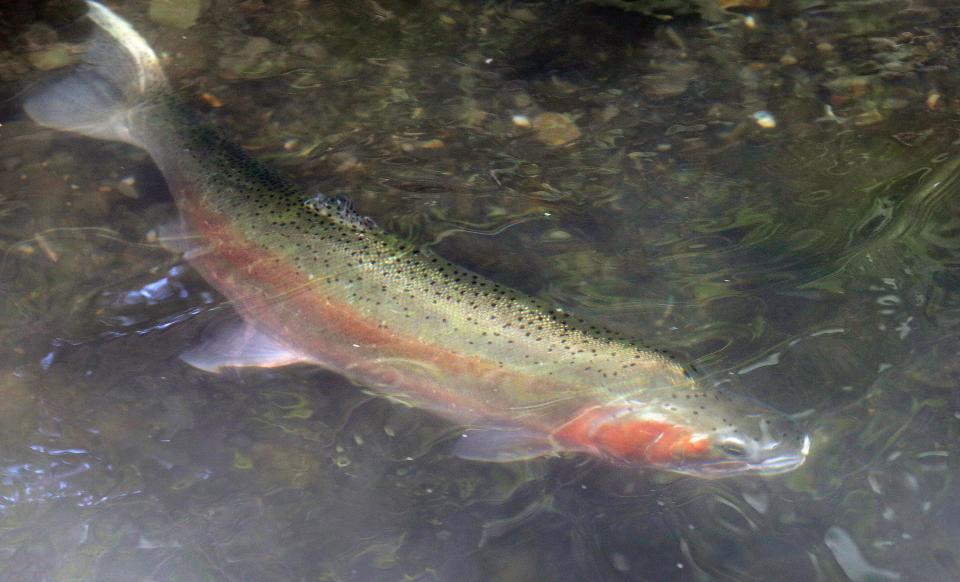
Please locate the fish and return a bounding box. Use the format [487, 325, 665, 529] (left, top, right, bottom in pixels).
[24, 1, 810, 478]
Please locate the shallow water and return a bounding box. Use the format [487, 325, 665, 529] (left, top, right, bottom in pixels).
[1, 0, 959, 580]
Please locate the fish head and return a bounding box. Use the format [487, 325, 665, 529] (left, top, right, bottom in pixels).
[554, 387, 810, 478]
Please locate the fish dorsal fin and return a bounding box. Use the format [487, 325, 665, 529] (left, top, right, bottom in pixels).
[304, 194, 377, 231]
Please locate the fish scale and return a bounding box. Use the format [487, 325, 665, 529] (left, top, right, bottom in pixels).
[23, 1, 810, 477]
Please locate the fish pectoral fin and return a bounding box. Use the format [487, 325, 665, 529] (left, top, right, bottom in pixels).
[452, 426, 557, 463]
[151, 220, 209, 259]
[181, 319, 319, 373]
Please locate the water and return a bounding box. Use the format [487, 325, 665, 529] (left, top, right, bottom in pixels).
[1, 0, 959, 580]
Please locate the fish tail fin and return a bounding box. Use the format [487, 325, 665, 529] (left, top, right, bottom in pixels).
[24, 1, 167, 145]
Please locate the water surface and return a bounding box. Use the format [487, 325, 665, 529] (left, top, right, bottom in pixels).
[1, 0, 959, 580]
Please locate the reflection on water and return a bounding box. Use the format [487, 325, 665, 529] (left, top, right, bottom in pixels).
[1, 0, 960, 580]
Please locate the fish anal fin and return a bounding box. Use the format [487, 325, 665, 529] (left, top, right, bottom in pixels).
[181, 320, 318, 373]
[452, 425, 557, 463]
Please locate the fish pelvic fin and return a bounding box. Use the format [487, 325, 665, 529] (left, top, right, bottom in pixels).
[24, 1, 167, 146]
[181, 319, 321, 374]
[452, 425, 558, 463]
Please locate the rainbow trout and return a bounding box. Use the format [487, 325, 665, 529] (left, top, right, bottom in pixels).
[25, 1, 809, 477]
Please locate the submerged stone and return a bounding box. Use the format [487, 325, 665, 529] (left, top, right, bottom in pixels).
[149, 0, 205, 30]
[28, 44, 74, 70]
[532, 112, 581, 146]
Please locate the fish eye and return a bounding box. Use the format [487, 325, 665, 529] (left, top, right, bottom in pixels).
[717, 439, 748, 458]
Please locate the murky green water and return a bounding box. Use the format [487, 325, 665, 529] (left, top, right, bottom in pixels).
[1, 0, 959, 580]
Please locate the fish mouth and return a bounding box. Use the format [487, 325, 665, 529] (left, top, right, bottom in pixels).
[674, 453, 807, 478]
[674, 434, 812, 478]
[756, 454, 807, 474]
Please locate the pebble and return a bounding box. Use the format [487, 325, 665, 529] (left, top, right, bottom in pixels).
[752, 111, 777, 128]
[511, 114, 531, 128]
[117, 176, 138, 199]
[149, 0, 205, 29]
[28, 45, 74, 70]
[542, 229, 572, 242]
[531, 112, 581, 146]
[200, 92, 223, 108]
[418, 139, 445, 150]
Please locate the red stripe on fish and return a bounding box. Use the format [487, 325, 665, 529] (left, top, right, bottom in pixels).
[179, 201, 565, 424]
